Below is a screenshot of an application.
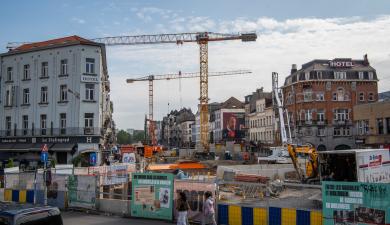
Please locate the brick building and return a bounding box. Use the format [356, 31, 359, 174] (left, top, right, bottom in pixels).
[282, 55, 378, 151]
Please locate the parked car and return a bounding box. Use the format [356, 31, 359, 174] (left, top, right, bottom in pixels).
[0, 203, 63, 225]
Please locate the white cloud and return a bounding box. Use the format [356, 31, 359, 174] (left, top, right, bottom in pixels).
[133, 7, 175, 23]
[107, 15, 390, 130]
[71, 17, 86, 24]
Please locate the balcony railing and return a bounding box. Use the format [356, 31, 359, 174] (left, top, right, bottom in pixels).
[0, 127, 103, 137]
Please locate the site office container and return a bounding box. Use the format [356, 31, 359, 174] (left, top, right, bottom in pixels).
[318, 149, 390, 183]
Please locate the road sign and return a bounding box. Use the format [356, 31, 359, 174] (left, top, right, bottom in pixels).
[41, 152, 48, 163]
[89, 152, 97, 166]
[41, 144, 48, 152]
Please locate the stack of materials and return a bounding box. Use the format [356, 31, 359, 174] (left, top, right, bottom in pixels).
[234, 173, 270, 184]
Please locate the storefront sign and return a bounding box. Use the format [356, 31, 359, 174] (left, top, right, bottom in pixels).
[322, 181, 390, 225]
[131, 173, 174, 221]
[174, 180, 216, 223]
[329, 60, 354, 68]
[0, 136, 100, 144]
[81, 75, 99, 83]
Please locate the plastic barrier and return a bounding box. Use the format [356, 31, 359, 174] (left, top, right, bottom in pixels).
[218, 204, 323, 225]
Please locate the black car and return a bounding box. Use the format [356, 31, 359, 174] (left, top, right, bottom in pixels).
[0, 203, 63, 225]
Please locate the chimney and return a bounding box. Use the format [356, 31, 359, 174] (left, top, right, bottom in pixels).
[363, 54, 369, 66]
[291, 64, 297, 74]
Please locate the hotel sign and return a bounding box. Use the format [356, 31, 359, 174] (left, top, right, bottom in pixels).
[329, 60, 354, 68]
[0, 136, 100, 144]
[81, 75, 99, 83]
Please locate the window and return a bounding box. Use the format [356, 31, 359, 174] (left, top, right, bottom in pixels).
[377, 118, 384, 135]
[368, 93, 375, 101]
[316, 71, 323, 79]
[387, 118, 390, 135]
[359, 92, 365, 101]
[23, 64, 30, 80]
[60, 59, 68, 75]
[41, 62, 48, 77]
[85, 113, 94, 128]
[23, 115, 28, 135]
[335, 71, 347, 79]
[303, 89, 312, 102]
[368, 72, 374, 80]
[305, 109, 312, 121]
[357, 120, 369, 135]
[86, 58, 95, 74]
[23, 88, 30, 104]
[40, 87, 48, 103]
[5, 117, 11, 136]
[317, 128, 325, 136]
[287, 92, 293, 104]
[334, 109, 349, 121]
[5, 89, 12, 106]
[358, 71, 364, 80]
[332, 93, 337, 101]
[333, 88, 348, 101]
[334, 127, 351, 136]
[305, 72, 310, 80]
[85, 84, 95, 100]
[40, 114, 47, 135]
[60, 85, 67, 101]
[60, 113, 66, 135]
[6, 67, 13, 81]
[316, 92, 324, 101]
[317, 110, 325, 122]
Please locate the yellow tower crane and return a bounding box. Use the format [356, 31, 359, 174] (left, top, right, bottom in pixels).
[9, 32, 257, 151]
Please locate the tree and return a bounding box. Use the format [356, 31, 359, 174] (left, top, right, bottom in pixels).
[132, 130, 145, 143]
[117, 130, 132, 144]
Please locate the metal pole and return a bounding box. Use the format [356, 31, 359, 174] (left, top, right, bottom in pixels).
[44, 161, 47, 206]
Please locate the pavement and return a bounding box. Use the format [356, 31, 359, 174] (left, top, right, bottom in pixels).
[62, 211, 175, 225]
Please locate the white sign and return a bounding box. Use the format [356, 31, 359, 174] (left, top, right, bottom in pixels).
[357, 149, 390, 183]
[123, 153, 136, 164]
[329, 61, 354, 68]
[81, 75, 99, 83]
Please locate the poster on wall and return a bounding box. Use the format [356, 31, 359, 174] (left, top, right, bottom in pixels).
[356, 149, 390, 183]
[222, 112, 245, 140]
[322, 181, 390, 225]
[174, 180, 216, 223]
[131, 173, 174, 221]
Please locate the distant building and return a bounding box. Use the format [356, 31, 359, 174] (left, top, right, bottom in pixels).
[161, 108, 194, 148]
[282, 55, 378, 151]
[354, 101, 390, 149]
[379, 91, 390, 101]
[212, 97, 245, 143]
[126, 129, 134, 135]
[244, 88, 276, 145]
[0, 36, 114, 165]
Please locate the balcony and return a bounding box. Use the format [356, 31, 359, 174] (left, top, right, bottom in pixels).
[333, 120, 353, 126]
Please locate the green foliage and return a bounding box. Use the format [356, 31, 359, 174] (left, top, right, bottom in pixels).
[116, 129, 145, 144]
[72, 155, 82, 167]
[6, 158, 14, 168]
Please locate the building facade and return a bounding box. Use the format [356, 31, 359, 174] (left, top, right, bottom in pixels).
[354, 101, 390, 149]
[0, 36, 113, 166]
[282, 55, 378, 151]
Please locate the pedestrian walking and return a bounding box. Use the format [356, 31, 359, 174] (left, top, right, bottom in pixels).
[176, 191, 190, 225]
[202, 191, 217, 225]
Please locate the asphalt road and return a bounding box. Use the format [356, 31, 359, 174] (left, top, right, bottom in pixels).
[62, 211, 175, 225]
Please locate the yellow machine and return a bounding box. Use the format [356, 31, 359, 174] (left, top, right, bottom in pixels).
[287, 144, 318, 182]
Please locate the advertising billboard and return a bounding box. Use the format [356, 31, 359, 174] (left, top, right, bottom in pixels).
[222, 112, 245, 140]
[131, 173, 174, 221]
[174, 180, 216, 223]
[322, 181, 390, 225]
[356, 149, 390, 183]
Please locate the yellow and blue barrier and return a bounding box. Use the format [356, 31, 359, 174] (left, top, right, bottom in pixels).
[3, 189, 35, 204]
[218, 204, 323, 225]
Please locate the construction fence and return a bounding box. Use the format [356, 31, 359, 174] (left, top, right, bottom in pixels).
[2, 168, 327, 224]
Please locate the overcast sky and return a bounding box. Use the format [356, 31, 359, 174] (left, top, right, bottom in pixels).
[1, 0, 390, 130]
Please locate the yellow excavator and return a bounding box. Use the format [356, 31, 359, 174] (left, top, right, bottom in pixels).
[273, 72, 319, 183]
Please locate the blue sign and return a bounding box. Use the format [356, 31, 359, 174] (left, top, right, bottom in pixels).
[41, 152, 48, 163]
[89, 152, 97, 166]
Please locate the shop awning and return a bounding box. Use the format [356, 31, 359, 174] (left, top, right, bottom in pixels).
[50, 143, 76, 152]
[0, 143, 15, 151]
[12, 143, 34, 152]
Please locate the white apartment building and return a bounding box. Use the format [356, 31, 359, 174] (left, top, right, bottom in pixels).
[0, 36, 113, 166]
[248, 98, 276, 144]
